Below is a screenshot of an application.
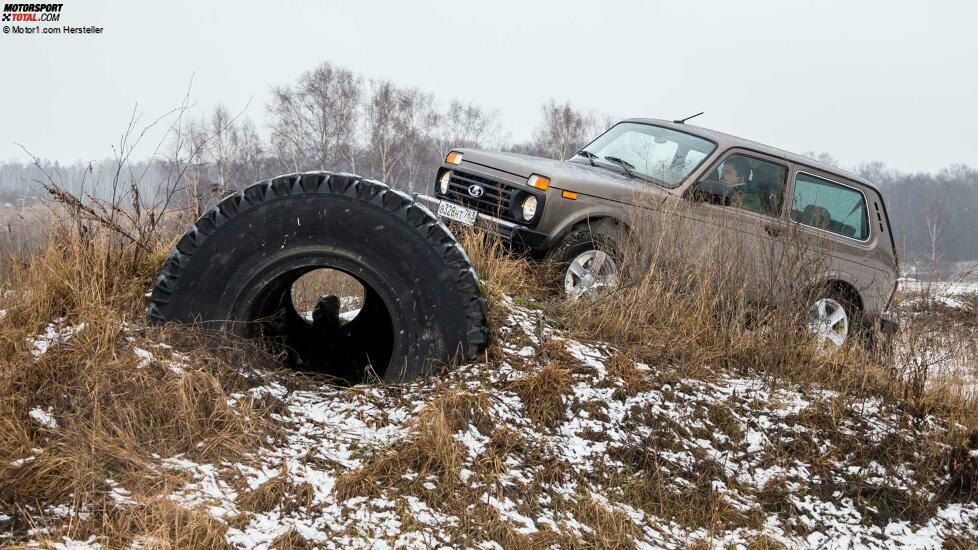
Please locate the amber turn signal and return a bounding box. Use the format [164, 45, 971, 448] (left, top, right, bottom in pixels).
[561, 190, 578, 200]
[445, 151, 463, 165]
[527, 174, 550, 190]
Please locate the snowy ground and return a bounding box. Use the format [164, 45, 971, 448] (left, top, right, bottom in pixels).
[893, 282, 977, 398]
[8, 298, 976, 548]
[899, 278, 978, 301]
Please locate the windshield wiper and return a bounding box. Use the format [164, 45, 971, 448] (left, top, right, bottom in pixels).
[603, 156, 638, 179]
[576, 149, 598, 166]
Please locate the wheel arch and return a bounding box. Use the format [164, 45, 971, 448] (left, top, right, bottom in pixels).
[817, 277, 864, 313]
[548, 208, 631, 249]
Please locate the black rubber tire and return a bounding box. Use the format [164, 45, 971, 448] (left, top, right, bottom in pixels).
[545, 221, 623, 295]
[149, 172, 488, 382]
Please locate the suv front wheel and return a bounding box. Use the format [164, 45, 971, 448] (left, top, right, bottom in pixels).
[546, 223, 622, 299]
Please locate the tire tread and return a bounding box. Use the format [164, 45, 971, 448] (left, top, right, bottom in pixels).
[149, 172, 488, 360]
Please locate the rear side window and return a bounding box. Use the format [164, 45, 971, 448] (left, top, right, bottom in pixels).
[790, 173, 869, 240]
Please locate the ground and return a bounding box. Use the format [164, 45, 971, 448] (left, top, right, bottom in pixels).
[4, 293, 976, 549]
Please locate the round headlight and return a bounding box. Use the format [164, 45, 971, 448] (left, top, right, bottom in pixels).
[439, 171, 451, 194]
[521, 195, 538, 221]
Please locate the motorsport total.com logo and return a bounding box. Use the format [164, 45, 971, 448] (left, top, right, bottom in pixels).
[1, 3, 63, 22]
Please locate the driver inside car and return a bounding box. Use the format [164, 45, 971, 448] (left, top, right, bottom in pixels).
[720, 157, 749, 186]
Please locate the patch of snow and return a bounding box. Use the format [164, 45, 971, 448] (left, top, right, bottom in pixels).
[133, 347, 153, 369]
[52, 535, 100, 549]
[29, 319, 85, 358]
[28, 407, 57, 429]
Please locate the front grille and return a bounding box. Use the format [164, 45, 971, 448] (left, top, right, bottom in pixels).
[444, 170, 521, 223]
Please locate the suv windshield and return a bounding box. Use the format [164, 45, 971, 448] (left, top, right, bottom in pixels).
[577, 122, 716, 188]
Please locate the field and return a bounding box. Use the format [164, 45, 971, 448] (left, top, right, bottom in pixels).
[0, 203, 976, 548]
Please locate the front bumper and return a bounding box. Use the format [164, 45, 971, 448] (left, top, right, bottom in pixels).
[413, 193, 549, 250]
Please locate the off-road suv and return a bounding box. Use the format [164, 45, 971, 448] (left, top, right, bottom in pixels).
[415, 118, 899, 345]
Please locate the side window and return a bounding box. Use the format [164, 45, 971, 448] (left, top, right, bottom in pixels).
[790, 173, 869, 240]
[703, 154, 788, 217]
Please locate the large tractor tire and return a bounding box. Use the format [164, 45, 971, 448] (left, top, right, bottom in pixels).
[149, 172, 488, 382]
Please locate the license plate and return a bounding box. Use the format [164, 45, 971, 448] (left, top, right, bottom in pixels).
[437, 201, 478, 226]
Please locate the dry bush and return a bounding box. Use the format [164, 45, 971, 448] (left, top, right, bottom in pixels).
[507, 361, 573, 429]
[0, 204, 53, 276]
[0, 219, 286, 544]
[890, 288, 978, 417]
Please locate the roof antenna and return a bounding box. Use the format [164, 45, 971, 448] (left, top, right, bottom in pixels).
[673, 112, 704, 124]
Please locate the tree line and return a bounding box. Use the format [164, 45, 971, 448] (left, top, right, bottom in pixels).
[1, 61, 975, 264]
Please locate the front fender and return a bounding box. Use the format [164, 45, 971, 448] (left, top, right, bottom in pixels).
[547, 203, 629, 248]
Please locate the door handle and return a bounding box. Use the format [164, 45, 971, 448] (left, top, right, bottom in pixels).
[764, 224, 782, 237]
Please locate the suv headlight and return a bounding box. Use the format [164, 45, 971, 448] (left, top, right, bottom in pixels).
[438, 171, 451, 194]
[521, 195, 537, 221]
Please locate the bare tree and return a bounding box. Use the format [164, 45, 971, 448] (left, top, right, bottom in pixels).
[439, 99, 501, 150]
[18, 86, 220, 268]
[526, 100, 601, 160]
[923, 201, 945, 270]
[179, 104, 263, 216]
[268, 62, 362, 173]
[363, 81, 440, 191]
[855, 161, 894, 185]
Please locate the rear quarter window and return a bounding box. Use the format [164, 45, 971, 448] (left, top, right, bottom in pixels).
[790, 172, 870, 241]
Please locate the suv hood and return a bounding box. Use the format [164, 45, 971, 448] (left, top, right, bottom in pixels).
[457, 149, 671, 199]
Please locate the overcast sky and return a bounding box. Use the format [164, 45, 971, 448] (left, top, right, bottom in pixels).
[1, 0, 976, 173]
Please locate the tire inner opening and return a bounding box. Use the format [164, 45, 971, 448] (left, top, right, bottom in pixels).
[245, 266, 393, 384]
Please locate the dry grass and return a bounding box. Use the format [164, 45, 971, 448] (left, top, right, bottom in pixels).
[507, 361, 573, 429]
[270, 526, 316, 549]
[571, 495, 641, 548]
[290, 268, 364, 314]
[333, 386, 488, 500]
[2, 201, 976, 546]
[545, 202, 977, 426]
[0, 221, 288, 545]
[237, 464, 316, 516]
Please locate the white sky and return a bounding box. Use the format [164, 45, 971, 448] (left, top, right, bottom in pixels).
[1, 0, 976, 173]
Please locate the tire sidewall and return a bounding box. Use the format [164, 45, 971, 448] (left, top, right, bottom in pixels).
[547, 229, 622, 296]
[154, 178, 481, 381]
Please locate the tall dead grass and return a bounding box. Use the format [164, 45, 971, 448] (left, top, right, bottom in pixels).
[1, 197, 974, 545]
[0, 221, 286, 544]
[545, 200, 974, 422]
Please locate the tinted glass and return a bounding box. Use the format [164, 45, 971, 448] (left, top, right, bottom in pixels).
[579, 123, 716, 188]
[703, 154, 788, 217]
[790, 173, 869, 240]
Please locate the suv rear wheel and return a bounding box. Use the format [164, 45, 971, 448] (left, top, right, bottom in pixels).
[806, 290, 857, 346]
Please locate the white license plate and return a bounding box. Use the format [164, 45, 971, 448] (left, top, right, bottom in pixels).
[437, 201, 478, 226]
